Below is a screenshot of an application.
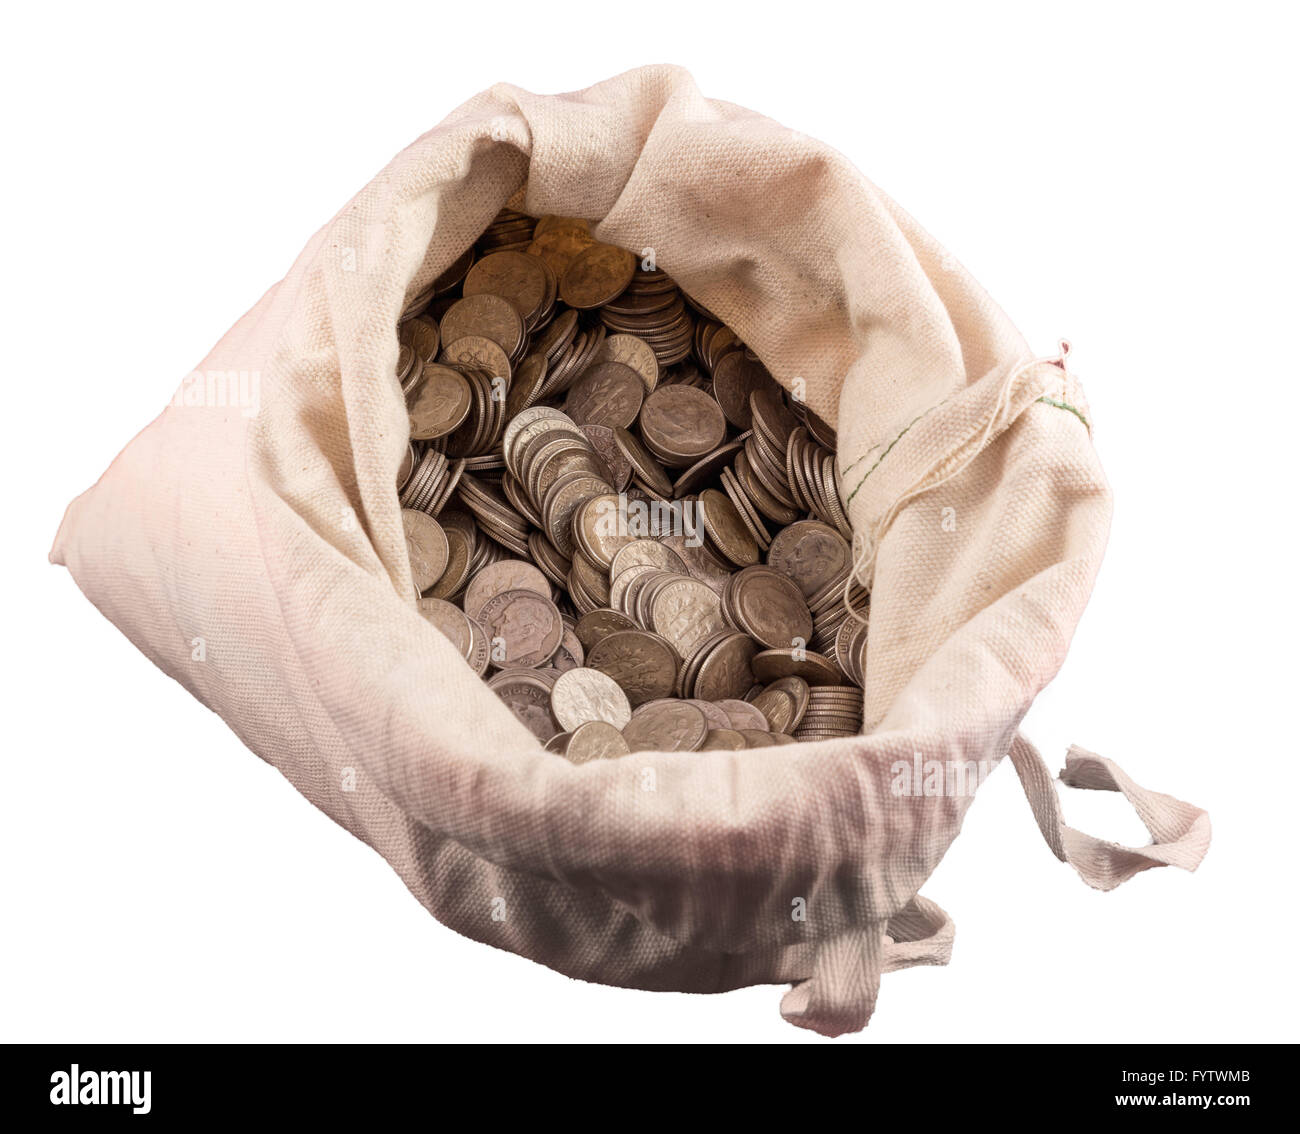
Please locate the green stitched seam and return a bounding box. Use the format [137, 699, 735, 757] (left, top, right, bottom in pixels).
[843, 407, 932, 506]
[1036, 395, 1090, 429]
[841, 390, 1089, 509]
[839, 442, 885, 476]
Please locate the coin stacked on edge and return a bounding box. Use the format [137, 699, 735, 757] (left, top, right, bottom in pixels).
[396, 211, 869, 762]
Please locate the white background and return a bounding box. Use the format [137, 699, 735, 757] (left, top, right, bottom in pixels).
[2, 1, 1295, 1044]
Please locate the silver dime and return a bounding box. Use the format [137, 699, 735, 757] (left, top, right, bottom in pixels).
[751, 677, 811, 733]
[649, 576, 727, 659]
[609, 539, 688, 580]
[586, 629, 679, 706]
[700, 728, 747, 751]
[766, 520, 852, 598]
[595, 333, 660, 392]
[463, 558, 552, 621]
[622, 700, 709, 752]
[692, 633, 759, 702]
[639, 384, 727, 466]
[563, 720, 631, 763]
[563, 362, 645, 429]
[725, 566, 813, 650]
[402, 509, 449, 593]
[477, 588, 563, 668]
[417, 596, 476, 662]
[551, 667, 633, 731]
[488, 668, 560, 742]
[716, 698, 770, 731]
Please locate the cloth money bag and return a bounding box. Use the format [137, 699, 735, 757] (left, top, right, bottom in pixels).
[52, 65, 1209, 1035]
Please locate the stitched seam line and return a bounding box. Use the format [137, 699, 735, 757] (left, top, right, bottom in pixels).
[1035, 395, 1090, 429]
[842, 405, 938, 506]
[841, 390, 1090, 510]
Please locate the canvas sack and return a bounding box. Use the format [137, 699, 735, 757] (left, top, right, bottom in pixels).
[52, 65, 1210, 1035]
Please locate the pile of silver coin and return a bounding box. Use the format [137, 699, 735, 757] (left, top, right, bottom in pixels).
[398, 210, 868, 760]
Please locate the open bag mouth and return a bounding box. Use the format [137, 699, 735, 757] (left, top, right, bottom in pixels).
[240, 66, 1105, 934]
[387, 197, 872, 746]
[316, 129, 1065, 763]
[53, 65, 1207, 1036]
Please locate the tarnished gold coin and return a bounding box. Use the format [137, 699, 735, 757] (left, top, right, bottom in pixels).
[528, 225, 597, 277]
[463, 250, 551, 326]
[404, 315, 441, 363]
[559, 243, 636, 309]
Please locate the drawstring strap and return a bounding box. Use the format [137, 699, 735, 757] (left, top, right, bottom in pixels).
[779, 734, 1209, 1034]
[1007, 734, 1211, 890]
[780, 895, 953, 1037]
